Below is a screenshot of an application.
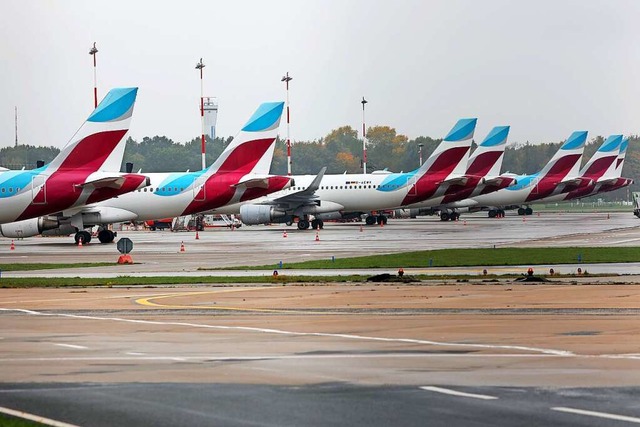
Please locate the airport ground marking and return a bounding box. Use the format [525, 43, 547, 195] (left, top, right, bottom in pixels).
[0, 405, 80, 427]
[0, 308, 581, 357]
[420, 386, 498, 400]
[551, 407, 640, 424]
[134, 289, 329, 314]
[53, 343, 88, 350]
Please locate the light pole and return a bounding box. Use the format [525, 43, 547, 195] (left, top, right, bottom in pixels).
[361, 97, 368, 174]
[281, 72, 293, 175]
[195, 58, 206, 170]
[89, 42, 98, 108]
[418, 143, 424, 166]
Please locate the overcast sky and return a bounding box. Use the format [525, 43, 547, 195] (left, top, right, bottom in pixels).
[1, 0, 638, 151]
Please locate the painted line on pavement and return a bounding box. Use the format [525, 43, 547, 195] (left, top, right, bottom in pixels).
[420, 386, 498, 400]
[0, 307, 576, 357]
[53, 343, 88, 350]
[552, 407, 640, 424]
[0, 405, 80, 427]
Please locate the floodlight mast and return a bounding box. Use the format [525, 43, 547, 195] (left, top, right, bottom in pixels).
[89, 42, 98, 108]
[361, 97, 368, 174]
[195, 58, 206, 170]
[281, 72, 293, 175]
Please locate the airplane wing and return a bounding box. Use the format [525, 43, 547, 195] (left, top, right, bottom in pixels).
[261, 167, 327, 208]
[559, 177, 592, 186]
[232, 175, 293, 189]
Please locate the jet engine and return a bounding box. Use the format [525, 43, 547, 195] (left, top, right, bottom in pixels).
[0, 216, 61, 238]
[240, 205, 287, 225]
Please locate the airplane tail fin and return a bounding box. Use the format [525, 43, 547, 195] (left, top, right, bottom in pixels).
[208, 102, 284, 174]
[465, 126, 510, 177]
[578, 134, 622, 179]
[615, 137, 629, 173]
[47, 88, 138, 172]
[419, 118, 477, 176]
[538, 131, 587, 179]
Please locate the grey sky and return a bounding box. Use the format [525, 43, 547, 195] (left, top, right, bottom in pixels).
[1, 0, 638, 151]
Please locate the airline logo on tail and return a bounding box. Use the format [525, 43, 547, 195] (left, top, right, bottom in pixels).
[181, 102, 291, 214]
[0, 88, 147, 224]
[523, 130, 587, 202]
[440, 125, 511, 204]
[400, 118, 477, 205]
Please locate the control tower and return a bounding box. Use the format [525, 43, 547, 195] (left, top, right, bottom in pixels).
[203, 97, 218, 140]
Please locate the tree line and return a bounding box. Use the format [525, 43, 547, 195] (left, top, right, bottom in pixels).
[2, 126, 636, 201]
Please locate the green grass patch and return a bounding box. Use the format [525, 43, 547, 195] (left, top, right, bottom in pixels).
[229, 247, 640, 270]
[0, 275, 367, 288]
[0, 263, 113, 272]
[0, 413, 47, 426]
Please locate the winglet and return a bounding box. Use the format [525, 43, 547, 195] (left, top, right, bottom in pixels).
[305, 167, 327, 194]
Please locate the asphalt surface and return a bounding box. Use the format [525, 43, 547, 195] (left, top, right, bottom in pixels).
[0, 383, 639, 427]
[1, 212, 639, 426]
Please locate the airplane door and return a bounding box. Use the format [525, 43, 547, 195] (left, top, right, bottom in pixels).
[407, 176, 418, 196]
[193, 182, 206, 201]
[530, 177, 539, 195]
[31, 175, 47, 205]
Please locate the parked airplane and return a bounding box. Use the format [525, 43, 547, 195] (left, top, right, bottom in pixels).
[443, 130, 588, 216]
[402, 125, 516, 220]
[587, 137, 633, 195]
[225, 118, 480, 229]
[1, 101, 291, 244]
[0, 88, 149, 232]
[532, 134, 625, 203]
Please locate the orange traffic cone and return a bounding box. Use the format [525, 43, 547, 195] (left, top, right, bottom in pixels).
[78, 238, 83, 247]
[195, 231, 200, 240]
[283, 230, 288, 238]
[315, 231, 320, 242]
[522, 216, 526, 223]
[359, 224, 363, 232]
[10, 240, 15, 250]
[463, 220, 467, 226]
[179, 241, 186, 252]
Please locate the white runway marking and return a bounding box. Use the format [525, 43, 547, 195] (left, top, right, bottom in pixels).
[53, 344, 88, 350]
[3, 308, 639, 360]
[125, 352, 146, 356]
[552, 407, 640, 424]
[0, 307, 575, 357]
[420, 386, 498, 400]
[0, 353, 567, 362]
[0, 405, 80, 427]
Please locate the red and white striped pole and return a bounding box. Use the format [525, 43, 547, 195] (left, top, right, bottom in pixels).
[281, 72, 293, 175]
[361, 96, 368, 174]
[195, 58, 206, 170]
[89, 42, 98, 108]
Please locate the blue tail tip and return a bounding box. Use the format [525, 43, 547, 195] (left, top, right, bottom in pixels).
[242, 101, 285, 132]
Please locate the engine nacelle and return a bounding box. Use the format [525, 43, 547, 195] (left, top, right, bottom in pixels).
[81, 207, 138, 225]
[240, 205, 287, 225]
[0, 216, 60, 238]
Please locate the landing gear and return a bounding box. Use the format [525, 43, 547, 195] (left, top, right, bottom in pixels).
[365, 215, 377, 226]
[488, 209, 506, 218]
[74, 230, 92, 245]
[440, 212, 459, 221]
[518, 207, 533, 216]
[376, 215, 388, 225]
[311, 218, 324, 230]
[98, 229, 116, 244]
[297, 219, 310, 230]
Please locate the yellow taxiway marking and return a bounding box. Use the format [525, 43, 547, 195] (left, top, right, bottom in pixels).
[134, 288, 322, 314]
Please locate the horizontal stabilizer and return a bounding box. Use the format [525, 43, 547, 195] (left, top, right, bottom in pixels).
[233, 177, 271, 189]
[442, 175, 469, 186]
[483, 176, 517, 187]
[75, 176, 128, 190]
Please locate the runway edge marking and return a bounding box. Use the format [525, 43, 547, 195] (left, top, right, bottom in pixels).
[420, 386, 498, 400]
[551, 407, 640, 424]
[0, 405, 80, 427]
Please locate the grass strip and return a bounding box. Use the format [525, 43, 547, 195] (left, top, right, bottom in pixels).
[222, 247, 640, 270]
[0, 263, 113, 272]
